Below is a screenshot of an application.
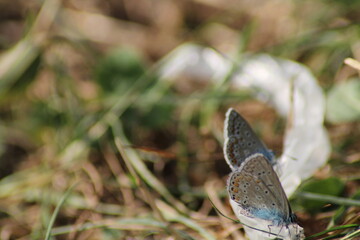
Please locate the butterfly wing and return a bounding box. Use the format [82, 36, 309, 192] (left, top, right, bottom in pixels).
[227, 154, 293, 225]
[224, 108, 274, 170]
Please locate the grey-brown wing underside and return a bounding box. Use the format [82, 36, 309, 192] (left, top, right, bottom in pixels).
[227, 154, 291, 224]
[224, 108, 274, 170]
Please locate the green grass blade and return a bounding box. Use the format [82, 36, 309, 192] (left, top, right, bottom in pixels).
[44, 184, 77, 240]
[305, 224, 359, 240]
[340, 228, 360, 240]
[296, 192, 360, 207]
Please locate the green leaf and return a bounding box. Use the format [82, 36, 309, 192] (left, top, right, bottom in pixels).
[326, 78, 360, 123]
[94, 48, 145, 93]
[296, 177, 345, 213]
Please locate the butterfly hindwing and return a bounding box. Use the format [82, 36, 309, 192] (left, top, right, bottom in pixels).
[227, 154, 293, 225]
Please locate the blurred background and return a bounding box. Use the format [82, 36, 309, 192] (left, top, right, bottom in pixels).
[0, 0, 359, 239]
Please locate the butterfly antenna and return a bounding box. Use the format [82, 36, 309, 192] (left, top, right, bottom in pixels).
[208, 197, 239, 223]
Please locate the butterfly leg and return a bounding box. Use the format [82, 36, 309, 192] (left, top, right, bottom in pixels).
[267, 224, 273, 237]
[277, 225, 285, 239]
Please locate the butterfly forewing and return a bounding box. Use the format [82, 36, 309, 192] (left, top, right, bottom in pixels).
[224, 108, 274, 170]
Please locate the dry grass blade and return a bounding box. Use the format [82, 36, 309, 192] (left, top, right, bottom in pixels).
[111, 120, 188, 214]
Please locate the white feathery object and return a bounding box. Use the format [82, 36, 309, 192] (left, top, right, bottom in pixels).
[159, 44, 330, 240]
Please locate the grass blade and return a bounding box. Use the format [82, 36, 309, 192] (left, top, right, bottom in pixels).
[44, 184, 77, 240]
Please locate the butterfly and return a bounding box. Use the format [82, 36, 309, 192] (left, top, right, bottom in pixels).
[224, 108, 303, 239]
